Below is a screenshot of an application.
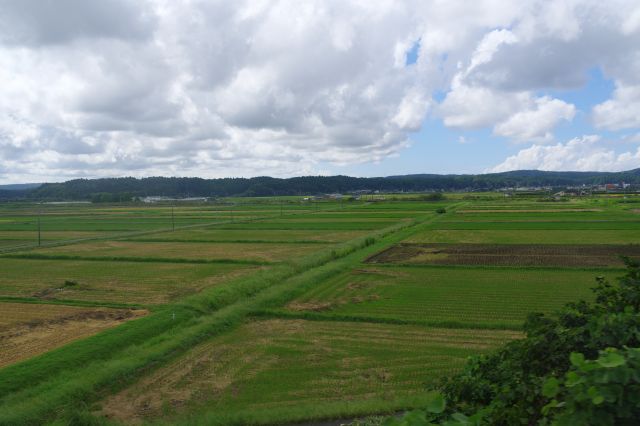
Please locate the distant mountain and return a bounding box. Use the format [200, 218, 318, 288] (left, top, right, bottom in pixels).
[0, 183, 42, 191]
[1, 170, 639, 201]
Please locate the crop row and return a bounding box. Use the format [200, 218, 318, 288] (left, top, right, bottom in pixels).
[98, 319, 519, 424]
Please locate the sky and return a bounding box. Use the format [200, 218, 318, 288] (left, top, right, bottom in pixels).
[1, 0, 640, 184]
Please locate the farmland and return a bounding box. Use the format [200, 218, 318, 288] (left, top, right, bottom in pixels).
[0, 303, 146, 368]
[365, 243, 640, 267]
[0, 194, 638, 424]
[100, 319, 519, 424]
[280, 266, 606, 328]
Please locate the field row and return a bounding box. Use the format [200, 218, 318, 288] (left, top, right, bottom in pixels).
[366, 243, 640, 267]
[406, 229, 640, 244]
[99, 319, 520, 423]
[282, 266, 603, 328]
[0, 258, 260, 305]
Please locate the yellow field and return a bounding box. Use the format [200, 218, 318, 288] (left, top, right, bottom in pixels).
[0, 303, 146, 367]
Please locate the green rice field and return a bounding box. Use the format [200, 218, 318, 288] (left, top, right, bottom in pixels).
[0, 194, 636, 425]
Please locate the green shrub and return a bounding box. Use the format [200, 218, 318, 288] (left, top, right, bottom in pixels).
[543, 347, 640, 425]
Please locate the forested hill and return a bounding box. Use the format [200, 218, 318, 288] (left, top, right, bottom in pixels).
[2, 169, 640, 200]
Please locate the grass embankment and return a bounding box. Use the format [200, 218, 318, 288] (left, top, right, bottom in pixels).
[0, 206, 450, 424]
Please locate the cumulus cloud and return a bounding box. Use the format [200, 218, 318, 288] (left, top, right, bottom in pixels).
[593, 84, 640, 130]
[0, 0, 639, 182]
[437, 27, 576, 143]
[0, 0, 156, 46]
[490, 135, 640, 172]
[494, 97, 576, 143]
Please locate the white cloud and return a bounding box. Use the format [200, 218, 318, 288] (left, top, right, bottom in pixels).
[494, 97, 576, 143]
[592, 83, 640, 130]
[0, 0, 639, 182]
[392, 89, 430, 131]
[438, 79, 529, 129]
[490, 135, 640, 172]
[437, 28, 575, 142]
[0, 0, 156, 46]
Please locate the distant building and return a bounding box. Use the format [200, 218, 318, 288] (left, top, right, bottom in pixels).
[605, 183, 619, 191]
[327, 193, 343, 200]
[140, 196, 208, 203]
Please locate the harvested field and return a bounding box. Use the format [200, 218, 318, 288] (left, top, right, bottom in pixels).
[366, 243, 640, 267]
[0, 258, 258, 304]
[216, 220, 398, 231]
[24, 240, 325, 263]
[124, 229, 368, 243]
[99, 319, 520, 423]
[0, 302, 146, 367]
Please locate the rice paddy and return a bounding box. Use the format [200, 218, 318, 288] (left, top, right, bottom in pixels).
[281, 266, 608, 328]
[99, 319, 520, 423]
[0, 195, 635, 425]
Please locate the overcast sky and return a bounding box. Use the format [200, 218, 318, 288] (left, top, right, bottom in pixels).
[1, 0, 640, 183]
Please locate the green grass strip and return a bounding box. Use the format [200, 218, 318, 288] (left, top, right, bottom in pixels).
[0, 296, 147, 310]
[0, 253, 272, 266]
[167, 394, 436, 426]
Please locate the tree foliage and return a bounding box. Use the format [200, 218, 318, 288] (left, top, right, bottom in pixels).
[543, 347, 640, 425]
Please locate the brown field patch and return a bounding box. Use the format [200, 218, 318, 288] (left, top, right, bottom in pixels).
[366, 243, 640, 267]
[286, 294, 379, 312]
[286, 301, 336, 311]
[351, 267, 410, 277]
[0, 303, 146, 367]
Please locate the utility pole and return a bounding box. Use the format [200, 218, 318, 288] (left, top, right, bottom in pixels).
[37, 204, 41, 246]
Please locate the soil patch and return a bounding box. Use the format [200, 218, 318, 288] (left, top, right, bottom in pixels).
[365, 243, 640, 267]
[0, 304, 147, 367]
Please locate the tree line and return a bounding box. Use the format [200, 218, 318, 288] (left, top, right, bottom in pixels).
[1, 168, 639, 201]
